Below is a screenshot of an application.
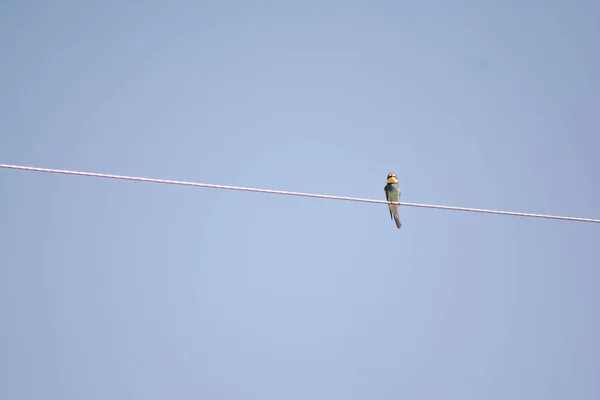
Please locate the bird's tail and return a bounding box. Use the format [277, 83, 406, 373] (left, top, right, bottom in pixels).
[394, 214, 402, 229]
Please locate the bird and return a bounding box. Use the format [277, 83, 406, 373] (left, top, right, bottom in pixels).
[384, 172, 402, 229]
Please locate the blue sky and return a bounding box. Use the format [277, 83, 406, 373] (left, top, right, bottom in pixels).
[1, 2, 599, 399]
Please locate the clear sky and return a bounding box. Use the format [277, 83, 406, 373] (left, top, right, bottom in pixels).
[1, 2, 599, 399]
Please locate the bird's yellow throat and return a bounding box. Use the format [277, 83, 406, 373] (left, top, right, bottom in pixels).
[387, 177, 398, 184]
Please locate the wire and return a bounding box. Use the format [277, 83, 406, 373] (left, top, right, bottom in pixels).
[1, 163, 598, 224]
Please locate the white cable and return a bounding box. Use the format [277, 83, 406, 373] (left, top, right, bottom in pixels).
[1, 163, 598, 224]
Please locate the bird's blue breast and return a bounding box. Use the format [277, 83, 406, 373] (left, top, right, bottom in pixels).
[385, 183, 400, 193]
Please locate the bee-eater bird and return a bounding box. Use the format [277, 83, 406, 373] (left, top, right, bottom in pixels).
[384, 172, 402, 229]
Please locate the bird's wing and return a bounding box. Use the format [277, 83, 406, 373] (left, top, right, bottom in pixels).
[384, 187, 393, 220]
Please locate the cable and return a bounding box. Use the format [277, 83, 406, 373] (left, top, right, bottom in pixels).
[1, 163, 598, 224]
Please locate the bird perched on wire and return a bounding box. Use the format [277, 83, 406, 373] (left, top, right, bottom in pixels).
[384, 172, 402, 229]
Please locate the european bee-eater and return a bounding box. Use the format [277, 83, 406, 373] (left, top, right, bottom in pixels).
[384, 172, 402, 229]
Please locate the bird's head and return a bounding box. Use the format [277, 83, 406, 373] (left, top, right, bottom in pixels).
[386, 172, 398, 184]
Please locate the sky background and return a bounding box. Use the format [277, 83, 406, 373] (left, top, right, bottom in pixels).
[1, 1, 599, 399]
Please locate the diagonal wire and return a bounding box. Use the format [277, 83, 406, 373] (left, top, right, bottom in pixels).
[1, 163, 598, 224]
